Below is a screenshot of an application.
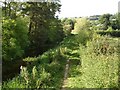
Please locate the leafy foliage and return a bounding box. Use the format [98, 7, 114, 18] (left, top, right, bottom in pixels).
[73, 18, 91, 34]
[2, 44, 66, 89]
[96, 29, 120, 37]
[64, 34, 119, 88]
[2, 17, 29, 61]
[73, 18, 93, 46]
[2, 2, 120, 89]
[99, 14, 112, 30]
[2, 2, 64, 81]
[24, 2, 64, 56]
[2, 32, 120, 89]
[76, 30, 91, 46]
[110, 13, 120, 30]
[62, 18, 75, 36]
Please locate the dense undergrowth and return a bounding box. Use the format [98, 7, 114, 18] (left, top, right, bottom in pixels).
[64, 34, 120, 88]
[2, 35, 79, 89]
[2, 47, 66, 89]
[2, 32, 120, 89]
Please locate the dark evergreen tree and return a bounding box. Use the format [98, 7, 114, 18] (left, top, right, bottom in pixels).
[23, 2, 64, 56]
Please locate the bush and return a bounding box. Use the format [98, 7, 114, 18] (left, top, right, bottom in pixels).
[76, 30, 91, 46]
[96, 29, 120, 37]
[73, 18, 91, 34]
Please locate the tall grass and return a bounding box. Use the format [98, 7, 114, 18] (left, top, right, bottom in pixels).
[65, 35, 119, 88]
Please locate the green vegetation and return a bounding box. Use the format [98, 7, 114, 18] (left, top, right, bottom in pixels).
[2, 1, 65, 81]
[3, 31, 120, 89]
[61, 18, 75, 36]
[1, 1, 120, 89]
[65, 35, 119, 88]
[96, 29, 120, 37]
[2, 17, 29, 61]
[2, 47, 66, 89]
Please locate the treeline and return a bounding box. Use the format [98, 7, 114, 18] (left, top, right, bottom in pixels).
[61, 13, 120, 37]
[99, 13, 120, 30]
[2, 1, 65, 80]
[2, 1, 64, 61]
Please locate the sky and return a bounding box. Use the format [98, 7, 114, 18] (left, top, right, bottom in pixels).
[58, 0, 120, 18]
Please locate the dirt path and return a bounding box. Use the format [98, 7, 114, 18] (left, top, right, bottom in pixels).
[61, 59, 70, 90]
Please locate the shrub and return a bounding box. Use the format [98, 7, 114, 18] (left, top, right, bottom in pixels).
[73, 18, 91, 34]
[63, 25, 72, 36]
[96, 30, 120, 37]
[76, 30, 91, 46]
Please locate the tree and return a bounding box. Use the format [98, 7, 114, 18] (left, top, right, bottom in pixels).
[74, 18, 91, 34]
[73, 18, 92, 46]
[110, 13, 120, 30]
[2, 2, 24, 19]
[99, 14, 112, 30]
[62, 18, 75, 36]
[24, 2, 64, 56]
[2, 17, 29, 61]
[2, 1, 64, 57]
